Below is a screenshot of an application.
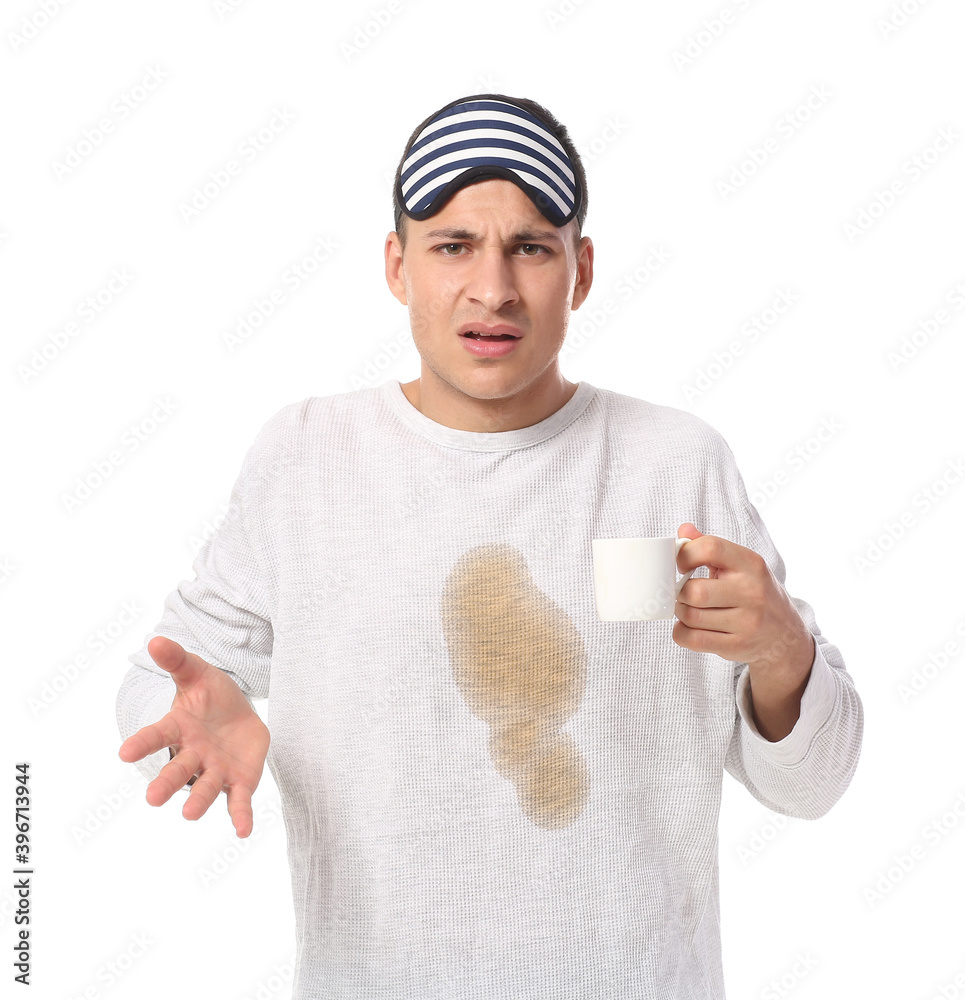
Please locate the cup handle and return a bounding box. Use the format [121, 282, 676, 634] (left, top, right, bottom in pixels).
[674, 537, 697, 597]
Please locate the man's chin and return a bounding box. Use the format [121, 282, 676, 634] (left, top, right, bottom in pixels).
[448, 370, 531, 402]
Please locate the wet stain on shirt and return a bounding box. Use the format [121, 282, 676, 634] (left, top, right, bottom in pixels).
[440, 543, 588, 829]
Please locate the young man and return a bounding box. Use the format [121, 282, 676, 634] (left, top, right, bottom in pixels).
[117, 94, 862, 998]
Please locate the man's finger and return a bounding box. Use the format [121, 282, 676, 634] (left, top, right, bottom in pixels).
[146, 748, 202, 807]
[118, 715, 182, 763]
[182, 772, 225, 822]
[677, 575, 742, 610]
[674, 600, 737, 634]
[673, 619, 744, 660]
[677, 522, 703, 541]
[677, 532, 758, 575]
[225, 784, 255, 839]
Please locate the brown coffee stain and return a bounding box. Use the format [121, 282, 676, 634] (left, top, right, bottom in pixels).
[440, 543, 588, 829]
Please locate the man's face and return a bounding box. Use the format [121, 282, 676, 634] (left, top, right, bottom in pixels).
[385, 179, 593, 414]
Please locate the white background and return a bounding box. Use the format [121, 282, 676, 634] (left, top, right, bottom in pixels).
[3, 1, 964, 998]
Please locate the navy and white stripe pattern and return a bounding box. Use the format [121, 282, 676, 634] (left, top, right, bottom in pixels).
[397, 97, 581, 227]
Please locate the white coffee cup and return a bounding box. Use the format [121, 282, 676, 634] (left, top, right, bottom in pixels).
[591, 536, 697, 621]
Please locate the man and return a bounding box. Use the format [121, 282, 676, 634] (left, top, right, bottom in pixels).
[117, 94, 862, 997]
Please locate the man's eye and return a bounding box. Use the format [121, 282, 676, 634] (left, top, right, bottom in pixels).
[518, 244, 546, 256]
[440, 244, 465, 255]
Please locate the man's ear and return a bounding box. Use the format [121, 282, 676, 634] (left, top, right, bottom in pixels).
[385, 232, 407, 305]
[570, 236, 594, 311]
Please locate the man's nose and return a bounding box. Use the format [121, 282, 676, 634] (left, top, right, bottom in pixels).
[465, 248, 520, 312]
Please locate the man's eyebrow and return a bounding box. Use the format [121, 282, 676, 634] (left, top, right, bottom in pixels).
[421, 227, 477, 242]
[420, 227, 564, 245]
[510, 229, 565, 245]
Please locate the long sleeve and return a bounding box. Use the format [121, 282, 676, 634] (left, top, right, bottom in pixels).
[115, 420, 277, 784]
[722, 450, 863, 819]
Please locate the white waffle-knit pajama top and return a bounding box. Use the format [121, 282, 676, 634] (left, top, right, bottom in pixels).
[116, 379, 863, 999]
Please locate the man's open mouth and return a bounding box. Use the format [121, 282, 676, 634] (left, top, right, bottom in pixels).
[462, 332, 518, 340]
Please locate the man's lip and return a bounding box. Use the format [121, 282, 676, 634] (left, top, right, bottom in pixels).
[458, 323, 523, 338]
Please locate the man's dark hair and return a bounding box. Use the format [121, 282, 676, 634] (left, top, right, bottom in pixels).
[392, 93, 588, 252]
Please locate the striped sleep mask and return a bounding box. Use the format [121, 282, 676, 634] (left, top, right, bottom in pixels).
[396, 95, 582, 228]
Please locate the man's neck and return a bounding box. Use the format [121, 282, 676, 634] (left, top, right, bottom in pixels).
[399, 374, 579, 433]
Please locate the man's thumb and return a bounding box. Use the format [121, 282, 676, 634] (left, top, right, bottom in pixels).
[147, 635, 202, 686]
[677, 522, 703, 541]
